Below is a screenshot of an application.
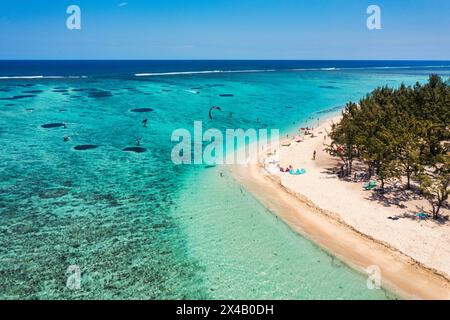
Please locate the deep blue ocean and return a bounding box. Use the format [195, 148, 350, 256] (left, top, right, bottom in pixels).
[1, 60, 449, 299]
[1, 60, 450, 77]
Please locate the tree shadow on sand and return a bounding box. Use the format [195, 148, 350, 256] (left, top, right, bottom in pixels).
[365, 183, 422, 208]
[322, 164, 449, 225]
[392, 205, 449, 225]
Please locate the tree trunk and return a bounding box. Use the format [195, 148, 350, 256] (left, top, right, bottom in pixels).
[406, 170, 411, 190]
[435, 197, 444, 220]
[368, 163, 374, 179]
[433, 205, 439, 219]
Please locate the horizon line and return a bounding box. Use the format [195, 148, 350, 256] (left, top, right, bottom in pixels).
[1, 59, 450, 62]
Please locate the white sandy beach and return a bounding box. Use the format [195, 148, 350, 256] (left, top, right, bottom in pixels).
[230, 116, 450, 300]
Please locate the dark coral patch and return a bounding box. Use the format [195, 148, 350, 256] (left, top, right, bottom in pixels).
[38, 188, 70, 199]
[219, 94, 234, 97]
[74, 145, 99, 151]
[130, 108, 154, 113]
[319, 85, 339, 89]
[23, 90, 44, 94]
[71, 88, 89, 92]
[41, 123, 65, 129]
[0, 95, 36, 100]
[12, 84, 35, 87]
[88, 90, 113, 98]
[123, 147, 147, 153]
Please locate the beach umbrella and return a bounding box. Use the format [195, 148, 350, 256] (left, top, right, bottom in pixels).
[416, 213, 428, 219]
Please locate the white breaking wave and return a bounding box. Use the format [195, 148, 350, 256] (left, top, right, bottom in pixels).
[136, 70, 222, 76]
[332, 65, 450, 71]
[135, 69, 276, 77]
[225, 69, 276, 73]
[0, 75, 88, 80]
[0, 76, 46, 79]
[1, 65, 448, 81]
[293, 65, 450, 72]
[291, 67, 341, 71]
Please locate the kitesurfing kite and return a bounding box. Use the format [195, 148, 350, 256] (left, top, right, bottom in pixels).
[209, 106, 222, 120]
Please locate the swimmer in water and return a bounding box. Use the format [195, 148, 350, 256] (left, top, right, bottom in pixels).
[63, 122, 68, 129]
[142, 118, 148, 127]
[63, 136, 71, 142]
[136, 138, 142, 146]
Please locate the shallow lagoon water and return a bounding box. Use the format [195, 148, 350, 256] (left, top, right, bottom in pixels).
[1, 63, 449, 299]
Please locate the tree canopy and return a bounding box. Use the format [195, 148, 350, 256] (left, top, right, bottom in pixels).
[328, 75, 450, 218]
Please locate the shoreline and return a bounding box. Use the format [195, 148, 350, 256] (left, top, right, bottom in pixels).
[228, 113, 450, 300]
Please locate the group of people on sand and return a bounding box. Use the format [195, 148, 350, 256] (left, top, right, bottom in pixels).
[279, 165, 293, 173]
[279, 165, 306, 176]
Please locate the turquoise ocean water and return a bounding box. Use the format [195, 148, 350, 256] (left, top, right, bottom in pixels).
[1, 61, 449, 299]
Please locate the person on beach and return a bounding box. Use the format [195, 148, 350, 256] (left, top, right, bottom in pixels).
[313, 150, 316, 160]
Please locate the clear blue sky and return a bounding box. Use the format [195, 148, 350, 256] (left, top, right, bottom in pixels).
[0, 0, 449, 59]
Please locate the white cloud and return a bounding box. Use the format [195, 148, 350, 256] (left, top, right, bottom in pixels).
[118, 2, 128, 7]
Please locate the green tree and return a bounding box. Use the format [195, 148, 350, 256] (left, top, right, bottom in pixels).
[327, 102, 360, 176]
[418, 155, 450, 219]
[328, 74, 449, 203]
[391, 113, 424, 189]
